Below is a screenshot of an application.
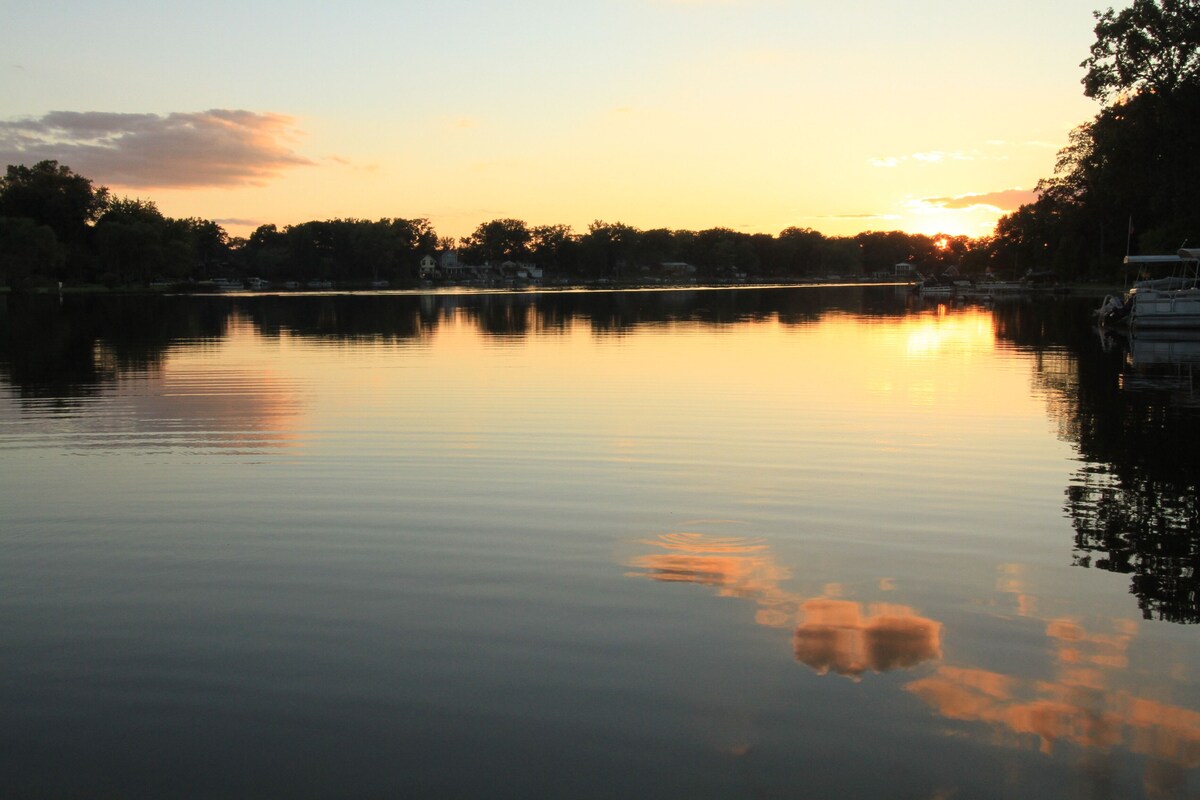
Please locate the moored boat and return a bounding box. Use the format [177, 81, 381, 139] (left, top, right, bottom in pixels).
[1097, 248, 1200, 329]
[912, 270, 957, 297]
[968, 278, 1027, 296]
[918, 281, 954, 297]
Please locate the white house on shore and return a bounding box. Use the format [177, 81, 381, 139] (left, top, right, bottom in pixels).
[419, 255, 437, 278]
[500, 260, 542, 280]
[419, 251, 543, 282]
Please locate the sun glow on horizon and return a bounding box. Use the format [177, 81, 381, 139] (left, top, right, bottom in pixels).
[1, 0, 1097, 244]
[151, 188, 1023, 248]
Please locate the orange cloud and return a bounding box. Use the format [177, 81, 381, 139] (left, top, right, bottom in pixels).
[0, 110, 313, 188]
[921, 188, 1038, 212]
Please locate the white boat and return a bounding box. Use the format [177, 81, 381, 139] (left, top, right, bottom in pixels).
[919, 283, 954, 297]
[1097, 248, 1200, 329]
[913, 271, 956, 297]
[968, 278, 1027, 295]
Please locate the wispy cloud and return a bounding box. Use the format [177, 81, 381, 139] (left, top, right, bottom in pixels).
[912, 150, 974, 163]
[870, 150, 979, 168]
[0, 110, 313, 188]
[871, 138, 1067, 170]
[920, 188, 1037, 212]
[324, 154, 378, 172]
[213, 218, 262, 227]
[806, 212, 903, 221]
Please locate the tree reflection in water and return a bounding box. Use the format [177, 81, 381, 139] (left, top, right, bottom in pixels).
[1057, 327, 1200, 624]
[986, 299, 1200, 624]
[0, 287, 885, 400]
[4, 290, 1200, 621]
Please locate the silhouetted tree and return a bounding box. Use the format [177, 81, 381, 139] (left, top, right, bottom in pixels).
[0, 217, 65, 288]
[985, 0, 1200, 278]
[460, 218, 532, 264]
[1082, 0, 1200, 100]
[0, 160, 109, 246]
[93, 198, 205, 285]
[579, 221, 639, 278]
[531, 224, 577, 270]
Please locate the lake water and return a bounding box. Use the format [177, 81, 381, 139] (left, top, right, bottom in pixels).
[2, 286, 1199, 798]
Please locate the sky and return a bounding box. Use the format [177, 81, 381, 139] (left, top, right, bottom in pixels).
[1, 0, 1108, 241]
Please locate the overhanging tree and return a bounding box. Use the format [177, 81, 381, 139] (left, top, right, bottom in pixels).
[1082, 0, 1200, 100]
[991, 0, 1200, 276]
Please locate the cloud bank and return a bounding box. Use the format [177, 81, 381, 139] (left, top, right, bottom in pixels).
[922, 188, 1037, 212]
[0, 110, 313, 188]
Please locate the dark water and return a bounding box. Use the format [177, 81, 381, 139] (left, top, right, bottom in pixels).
[2, 287, 1199, 798]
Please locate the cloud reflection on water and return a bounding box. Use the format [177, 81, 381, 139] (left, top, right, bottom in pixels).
[629, 530, 1200, 787]
[906, 613, 1200, 787]
[626, 531, 944, 680]
[793, 598, 942, 678]
[7, 313, 305, 454]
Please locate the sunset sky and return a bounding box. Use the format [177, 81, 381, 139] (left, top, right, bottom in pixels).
[2, 0, 1107, 240]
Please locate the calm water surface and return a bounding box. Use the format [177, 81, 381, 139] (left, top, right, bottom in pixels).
[2, 287, 1199, 798]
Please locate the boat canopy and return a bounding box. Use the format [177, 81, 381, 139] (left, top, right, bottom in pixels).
[1123, 249, 1200, 266]
[1124, 254, 1183, 265]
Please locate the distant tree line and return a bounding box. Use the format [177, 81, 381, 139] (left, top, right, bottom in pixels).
[3, 1, 1195, 289]
[0, 162, 978, 289]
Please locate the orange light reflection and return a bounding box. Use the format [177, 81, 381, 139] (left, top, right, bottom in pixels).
[907, 613, 1200, 773]
[628, 533, 1200, 778]
[627, 531, 943, 680]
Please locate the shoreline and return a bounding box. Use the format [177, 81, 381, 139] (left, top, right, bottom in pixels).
[3, 280, 1124, 297]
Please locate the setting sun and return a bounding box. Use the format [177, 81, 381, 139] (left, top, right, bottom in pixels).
[1, 2, 1099, 242]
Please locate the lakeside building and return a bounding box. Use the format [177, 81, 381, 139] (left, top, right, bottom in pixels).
[421, 251, 543, 283]
[661, 262, 698, 277]
[419, 255, 437, 279]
